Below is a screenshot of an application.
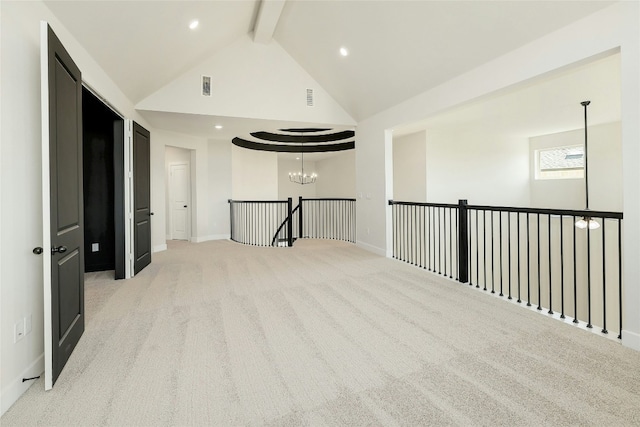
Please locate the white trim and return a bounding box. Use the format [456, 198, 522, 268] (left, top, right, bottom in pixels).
[192, 234, 231, 243]
[81, 82, 124, 119]
[356, 241, 386, 257]
[124, 120, 134, 278]
[622, 330, 640, 351]
[40, 20, 53, 392]
[0, 353, 44, 416]
[153, 244, 168, 253]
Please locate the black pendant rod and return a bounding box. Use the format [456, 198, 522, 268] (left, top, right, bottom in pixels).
[581, 100, 590, 211]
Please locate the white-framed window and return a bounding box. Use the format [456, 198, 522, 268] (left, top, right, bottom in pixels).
[536, 145, 585, 180]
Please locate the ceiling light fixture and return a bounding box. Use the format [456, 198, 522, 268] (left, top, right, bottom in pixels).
[575, 100, 600, 230]
[339, 47, 349, 57]
[189, 20, 199, 30]
[289, 137, 317, 185]
[215, 124, 223, 129]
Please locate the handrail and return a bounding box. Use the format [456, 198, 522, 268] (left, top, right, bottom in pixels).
[389, 200, 622, 218]
[305, 198, 357, 202]
[467, 204, 623, 219]
[228, 199, 287, 204]
[271, 204, 300, 247]
[389, 200, 458, 209]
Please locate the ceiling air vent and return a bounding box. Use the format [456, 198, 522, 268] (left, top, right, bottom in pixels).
[306, 88, 314, 107]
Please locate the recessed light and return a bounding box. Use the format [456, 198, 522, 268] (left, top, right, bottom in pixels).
[189, 20, 199, 30]
[339, 47, 349, 57]
[296, 157, 300, 160]
[214, 124, 223, 129]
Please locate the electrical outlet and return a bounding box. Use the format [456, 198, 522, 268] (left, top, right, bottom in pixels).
[25, 314, 32, 335]
[14, 321, 25, 343]
[92, 243, 99, 252]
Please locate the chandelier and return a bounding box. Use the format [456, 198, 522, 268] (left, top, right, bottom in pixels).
[289, 152, 318, 185]
[289, 147, 317, 185]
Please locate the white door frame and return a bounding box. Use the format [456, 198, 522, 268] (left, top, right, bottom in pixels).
[124, 119, 135, 278]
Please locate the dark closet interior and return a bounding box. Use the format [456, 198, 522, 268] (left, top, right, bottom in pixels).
[82, 87, 124, 275]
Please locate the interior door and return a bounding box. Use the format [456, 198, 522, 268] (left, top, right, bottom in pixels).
[41, 22, 84, 389]
[170, 163, 190, 240]
[133, 122, 151, 274]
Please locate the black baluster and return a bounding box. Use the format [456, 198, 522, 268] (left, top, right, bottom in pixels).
[537, 213, 541, 310]
[509, 212, 513, 300]
[499, 211, 503, 297]
[412, 205, 416, 265]
[560, 216, 565, 319]
[427, 206, 431, 271]
[476, 210, 479, 288]
[483, 210, 487, 291]
[587, 222, 593, 328]
[418, 206, 423, 268]
[573, 216, 578, 324]
[449, 207, 453, 278]
[602, 219, 607, 334]
[548, 214, 553, 314]
[491, 210, 495, 293]
[467, 210, 473, 286]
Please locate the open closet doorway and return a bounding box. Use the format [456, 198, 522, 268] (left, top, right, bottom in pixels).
[82, 86, 126, 278]
[165, 146, 192, 241]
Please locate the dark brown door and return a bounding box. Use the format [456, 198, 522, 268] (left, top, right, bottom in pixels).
[43, 23, 84, 388]
[133, 122, 151, 274]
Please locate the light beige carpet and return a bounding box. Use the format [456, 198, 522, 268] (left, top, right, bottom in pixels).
[2, 239, 640, 426]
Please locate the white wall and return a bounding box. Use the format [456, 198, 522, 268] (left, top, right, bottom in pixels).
[425, 129, 530, 206]
[231, 145, 278, 200]
[315, 151, 356, 199]
[393, 131, 427, 202]
[207, 139, 232, 240]
[354, 2, 640, 349]
[165, 146, 192, 238]
[0, 0, 152, 415]
[137, 34, 355, 127]
[529, 122, 623, 211]
[278, 158, 317, 200]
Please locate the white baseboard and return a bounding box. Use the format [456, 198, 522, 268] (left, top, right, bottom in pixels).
[356, 241, 386, 257]
[622, 330, 640, 351]
[193, 234, 230, 243]
[1, 353, 44, 416]
[152, 244, 167, 253]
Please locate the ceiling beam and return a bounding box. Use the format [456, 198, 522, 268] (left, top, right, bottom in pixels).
[253, 0, 287, 44]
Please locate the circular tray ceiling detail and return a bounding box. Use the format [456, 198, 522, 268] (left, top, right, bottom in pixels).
[233, 128, 356, 153]
[279, 128, 332, 133]
[232, 138, 354, 153]
[250, 130, 355, 143]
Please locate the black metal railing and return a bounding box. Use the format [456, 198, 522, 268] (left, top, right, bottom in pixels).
[389, 199, 624, 339]
[229, 197, 356, 247]
[389, 201, 459, 279]
[229, 199, 291, 246]
[299, 198, 356, 243]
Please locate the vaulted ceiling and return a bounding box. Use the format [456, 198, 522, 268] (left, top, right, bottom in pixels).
[43, 0, 615, 137]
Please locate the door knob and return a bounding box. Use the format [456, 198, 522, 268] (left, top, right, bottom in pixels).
[33, 247, 43, 255]
[51, 246, 67, 255]
[183, 205, 187, 208]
